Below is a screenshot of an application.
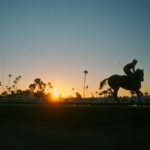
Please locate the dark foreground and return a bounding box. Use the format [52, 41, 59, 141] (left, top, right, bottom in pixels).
[0, 103, 150, 150]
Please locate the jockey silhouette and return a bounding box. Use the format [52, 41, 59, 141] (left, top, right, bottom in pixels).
[123, 59, 138, 78]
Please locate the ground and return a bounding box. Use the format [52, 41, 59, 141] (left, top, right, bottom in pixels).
[0, 103, 150, 150]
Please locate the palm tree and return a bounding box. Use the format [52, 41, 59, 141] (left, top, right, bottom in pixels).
[85, 85, 89, 98]
[13, 79, 17, 92]
[72, 88, 75, 97]
[83, 70, 88, 98]
[8, 74, 12, 94]
[95, 91, 98, 98]
[144, 92, 148, 97]
[16, 75, 21, 89]
[99, 92, 102, 98]
[12, 75, 21, 92]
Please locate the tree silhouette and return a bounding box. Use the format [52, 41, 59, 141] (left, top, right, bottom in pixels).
[83, 70, 88, 98]
[34, 78, 46, 92]
[76, 92, 82, 99]
[130, 90, 136, 98]
[95, 91, 98, 98]
[72, 88, 75, 97]
[12, 75, 22, 92]
[47, 82, 53, 89]
[28, 78, 53, 99]
[34, 78, 41, 91]
[29, 83, 36, 93]
[144, 92, 148, 97]
[46, 82, 53, 93]
[99, 90, 108, 98]
[8, 74, 12, 94]
[33, 78, 44, 97]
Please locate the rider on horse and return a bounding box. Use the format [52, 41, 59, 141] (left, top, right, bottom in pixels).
[123, 59, 138, 79]
[100, 59, 143, 101]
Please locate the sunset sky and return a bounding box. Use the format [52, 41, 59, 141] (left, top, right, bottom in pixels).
[0, 0, 150, 97]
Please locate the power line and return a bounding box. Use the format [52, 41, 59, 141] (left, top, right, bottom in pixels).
[2, 58, 5, 93]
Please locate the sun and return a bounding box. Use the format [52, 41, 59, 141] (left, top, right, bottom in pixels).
[48, 89, 60, 103]
[52, 89, 60, 98]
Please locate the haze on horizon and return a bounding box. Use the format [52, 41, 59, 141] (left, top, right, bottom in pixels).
[0, 0, 150, 97]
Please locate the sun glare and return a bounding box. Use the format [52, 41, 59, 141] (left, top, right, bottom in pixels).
[52, 89, 60, 98]
[48, 89, 60, 103]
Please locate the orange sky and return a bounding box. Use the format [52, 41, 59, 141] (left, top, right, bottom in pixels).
[0, 0, 150, 97]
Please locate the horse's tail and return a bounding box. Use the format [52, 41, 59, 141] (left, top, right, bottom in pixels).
[99, 78, 108, 90]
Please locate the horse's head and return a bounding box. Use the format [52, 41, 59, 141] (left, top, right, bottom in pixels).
[135, 69, 144, 82]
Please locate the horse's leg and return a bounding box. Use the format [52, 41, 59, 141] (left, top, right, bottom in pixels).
[113, 88, 120, 103]
[135, 90, 143, 103]
[139, 90, 143, 96]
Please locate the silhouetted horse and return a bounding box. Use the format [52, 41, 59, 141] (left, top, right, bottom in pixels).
[99, 69, 144, 102]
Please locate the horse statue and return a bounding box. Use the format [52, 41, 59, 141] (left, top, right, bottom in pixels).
[99, 69, 144, 102]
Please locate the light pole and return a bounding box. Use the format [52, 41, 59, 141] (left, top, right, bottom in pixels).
[83, 70, 88, 98]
